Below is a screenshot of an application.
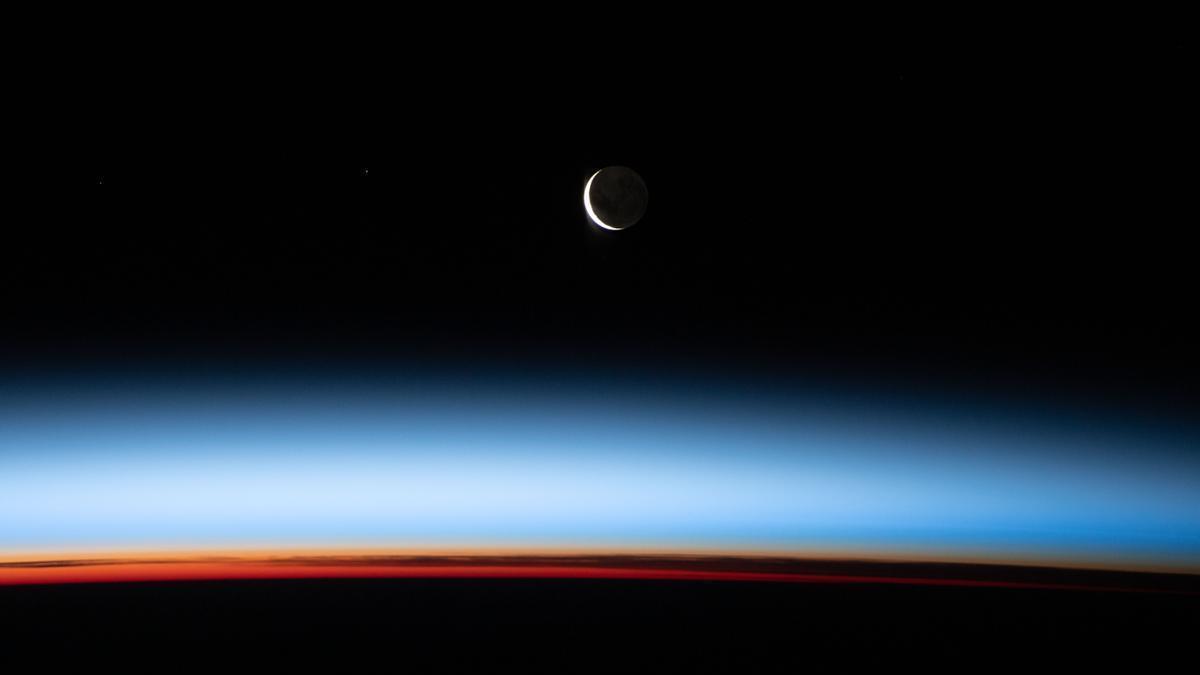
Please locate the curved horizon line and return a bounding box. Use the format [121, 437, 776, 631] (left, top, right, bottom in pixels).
[2, 552, 1196, 594]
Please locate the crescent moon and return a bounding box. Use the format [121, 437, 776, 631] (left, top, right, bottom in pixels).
[583, 169, 621, 231]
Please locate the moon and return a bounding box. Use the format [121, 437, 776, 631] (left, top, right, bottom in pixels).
[584, 166, 648, 231]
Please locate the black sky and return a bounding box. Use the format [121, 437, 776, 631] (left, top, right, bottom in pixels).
[7, 33, 1195, 406]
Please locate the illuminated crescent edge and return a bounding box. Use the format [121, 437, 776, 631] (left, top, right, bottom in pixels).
[583, 169, 621, 231]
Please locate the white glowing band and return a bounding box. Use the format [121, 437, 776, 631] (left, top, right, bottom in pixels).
[583, 169, 620, 231]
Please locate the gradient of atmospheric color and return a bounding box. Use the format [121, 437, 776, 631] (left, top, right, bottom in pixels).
[2, 367, 1198, 585]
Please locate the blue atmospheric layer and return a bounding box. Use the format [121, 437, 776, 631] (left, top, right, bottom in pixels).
[1, 369, 1198, 567]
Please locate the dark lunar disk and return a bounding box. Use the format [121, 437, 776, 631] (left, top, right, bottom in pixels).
[586, 166, 648, 231]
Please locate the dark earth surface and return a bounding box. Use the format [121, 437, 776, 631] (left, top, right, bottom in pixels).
[2, 578, 1196, 668]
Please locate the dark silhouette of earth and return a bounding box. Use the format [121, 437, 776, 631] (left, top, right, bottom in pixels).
[1, 554, 1195, 667]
